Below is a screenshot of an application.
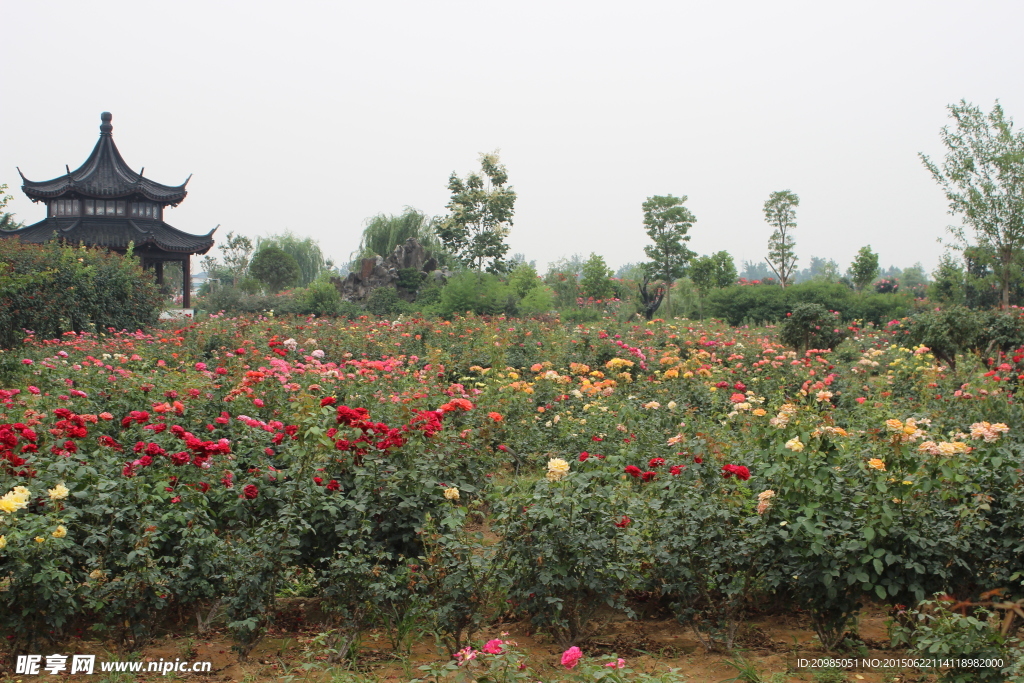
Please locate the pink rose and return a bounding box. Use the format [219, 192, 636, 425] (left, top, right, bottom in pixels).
[482, 639, 504, 654]
[561, 646, 583, 669]
[605, 658, 626, 668]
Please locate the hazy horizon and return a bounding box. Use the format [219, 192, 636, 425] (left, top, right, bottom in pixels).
[5, 0, 1024, 275]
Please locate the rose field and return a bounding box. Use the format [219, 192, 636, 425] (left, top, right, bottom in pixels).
[1, 314, 1023, 683]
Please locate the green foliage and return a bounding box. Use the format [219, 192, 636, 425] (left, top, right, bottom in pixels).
[366, 286, 409, 317]
[437, 152, 516, 273]
[642, 195, 697, 310]
[517, 285, 555, 316]
[217, 231, 255, 284]
[494, 463, 643, 646]
[705, 281, 911, 326]
[891, 599, 1010, 683]
[438, 271, 515, 317]
[579, 253, 615, 300]
[849, 246, 880, 292]
[508, 261, 542, 298]
[897, 306, 1024, 368]
[258, 230, 329, 287]
[0, 183, 24, 232]
[352, 208, 445, 267]
[921, 100, 1024, 308]
[249, 246, 301, 293]
[779, 303, 847, 351]
[690, 251, 738, 292]
[0, 241, 161, 349]
[764, 190, 800, 287]
[294, 276, 343, 316]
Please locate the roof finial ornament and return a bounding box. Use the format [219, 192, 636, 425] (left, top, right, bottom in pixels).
[100, 112, 113, 135]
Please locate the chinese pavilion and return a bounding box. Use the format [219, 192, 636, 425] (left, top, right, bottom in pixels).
[2, 112, 215, 308]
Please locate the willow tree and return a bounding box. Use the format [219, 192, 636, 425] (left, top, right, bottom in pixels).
[352, 208, 445, 265]
[258, 231, 328, 287]
[921, 100, 1024, 309]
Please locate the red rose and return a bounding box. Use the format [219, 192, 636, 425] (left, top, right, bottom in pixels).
[722, 464, 751, 480]
[320, 396, 337, 407]
[624, 465, 642, 478]
[641, 471, 657, 482]
[326, 479, 340, 491]
[614, 515, 631, 528]
[243, 484, 259, 499]
[648, 457, 665, 468]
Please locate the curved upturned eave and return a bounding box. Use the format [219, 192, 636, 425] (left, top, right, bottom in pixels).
[19, 133, 189, 205]
[0, 217, 215, 255]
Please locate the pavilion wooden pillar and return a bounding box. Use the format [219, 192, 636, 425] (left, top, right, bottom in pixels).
[155, 261, 164, 286]
[182, 256, 191, 309]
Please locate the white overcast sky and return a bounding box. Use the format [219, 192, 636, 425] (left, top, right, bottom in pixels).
[4, 0, 1023, 274]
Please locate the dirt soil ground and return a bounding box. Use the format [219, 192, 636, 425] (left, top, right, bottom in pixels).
[0, 601, 940, 683]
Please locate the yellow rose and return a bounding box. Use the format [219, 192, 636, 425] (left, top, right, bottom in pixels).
[443, 487, 460, 501]
[48, 483, 70, 501]
[546, 458, 570, 482]
[34, 536, 46, 543]
[52, 525, 67, 539]
[0, 535, 6, 550]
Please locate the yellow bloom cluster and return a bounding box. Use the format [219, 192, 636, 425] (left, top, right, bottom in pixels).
[0, 486, 31, 514]
[884, 418, 928, 443]
[52, 525, 68, 538]
[605, 358, 634, 371]
[546, 458, 570, 482]
[867, 458, 886, 471]
[48, 483, 70, 501]
[784, 437, 804, 452]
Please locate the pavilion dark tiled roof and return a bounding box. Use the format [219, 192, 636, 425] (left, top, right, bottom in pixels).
[2, 217, 215, 254]
[19, 112, 189, 205]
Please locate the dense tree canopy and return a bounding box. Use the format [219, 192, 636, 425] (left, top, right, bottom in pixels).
[437, 152, 516, 273]
[921, 100, 1024, 309]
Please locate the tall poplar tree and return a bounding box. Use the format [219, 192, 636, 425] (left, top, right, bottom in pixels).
[764, 190, 800, 288]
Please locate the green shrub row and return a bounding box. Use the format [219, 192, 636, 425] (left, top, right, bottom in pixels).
[704, 281, 914, 325]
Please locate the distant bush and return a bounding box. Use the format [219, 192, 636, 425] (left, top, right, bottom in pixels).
[779, 303, 847, 351]
[197, 285, 279, 315]
[438, 272, 515, 317]
[895, 306, 1024, 369]
[517, 285, 555, 317]
[366, 286, 410, 317]
[0, 241, 162, 348]
[293, 277, 343, 316]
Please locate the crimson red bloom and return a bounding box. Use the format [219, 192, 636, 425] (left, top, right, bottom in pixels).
[243, 484, 259, 499]
[641, 471, 657, 482]
[721, 464, 751, 480]
[624, 465, 642, 478]
[325, 479, 340, 491]
[648, 457, 665, 468]
[320, 396, 337, 407]
[669, 465, 685, 475]
[614, 516, 631, 528]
